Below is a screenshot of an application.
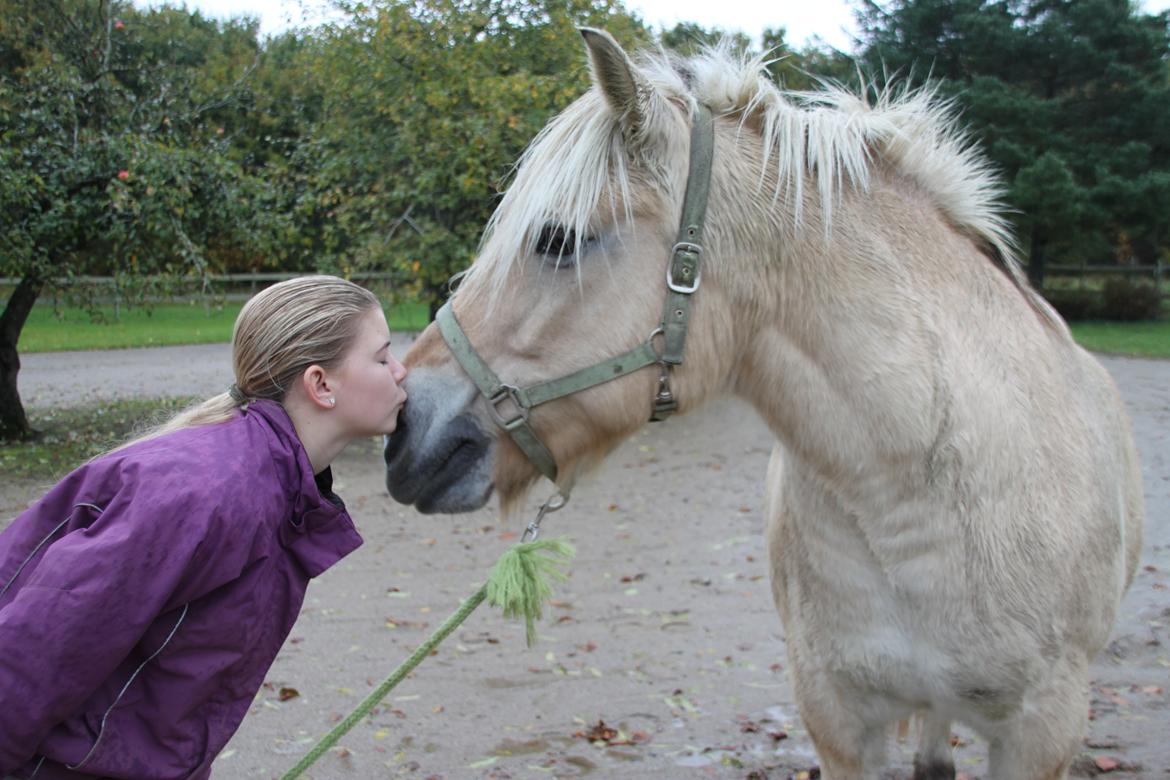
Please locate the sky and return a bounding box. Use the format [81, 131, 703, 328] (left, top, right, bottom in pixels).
[154, 0, 1170, 52]
[149, 0, 861, 51]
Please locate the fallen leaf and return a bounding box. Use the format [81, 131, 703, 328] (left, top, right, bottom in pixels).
[574, 720, 618, 744]
[1095, 756, 1120, 772]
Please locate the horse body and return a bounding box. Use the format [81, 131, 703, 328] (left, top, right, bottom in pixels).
[384, 30, 1143, 778]
[706, 144, 1142, 775]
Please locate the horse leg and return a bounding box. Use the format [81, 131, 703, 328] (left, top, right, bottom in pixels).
[912, 713, 955, 779]
[987, 658, 1088, 780]
[789, 661, 889, 780]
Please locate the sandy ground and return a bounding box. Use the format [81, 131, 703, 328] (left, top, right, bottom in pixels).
[3, 341, 1168, 779]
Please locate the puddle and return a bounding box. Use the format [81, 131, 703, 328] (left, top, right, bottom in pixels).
[492, 736, 575, 757]
[675, 748, 737, 767]
[482, 676, 546, 689]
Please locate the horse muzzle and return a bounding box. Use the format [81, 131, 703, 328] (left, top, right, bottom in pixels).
[383, 371, 496, 514]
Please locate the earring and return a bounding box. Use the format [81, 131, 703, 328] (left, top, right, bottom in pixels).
[328, 397, 336, 407]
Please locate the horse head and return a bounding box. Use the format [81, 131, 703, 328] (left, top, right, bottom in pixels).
[384, 29, 744, 513]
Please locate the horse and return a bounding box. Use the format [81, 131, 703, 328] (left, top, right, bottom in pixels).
[383, 28, 1144, 779]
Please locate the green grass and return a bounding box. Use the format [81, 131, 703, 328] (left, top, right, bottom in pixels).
[0, 397, 199, 481]
[12, 299, 1170, 359]
[17, 300, 431, 352]
[1068, 320, 1170, 359]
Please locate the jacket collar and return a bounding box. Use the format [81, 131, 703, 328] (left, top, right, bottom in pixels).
[245, 399, 363, 577]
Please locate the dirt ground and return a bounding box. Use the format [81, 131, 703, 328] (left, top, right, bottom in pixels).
[4, 341, 1169, 779]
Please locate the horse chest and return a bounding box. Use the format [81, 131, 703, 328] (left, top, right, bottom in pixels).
[772, 477, 989, 700]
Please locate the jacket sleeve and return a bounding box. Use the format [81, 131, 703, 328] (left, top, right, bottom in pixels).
[0, 480, 232, 772]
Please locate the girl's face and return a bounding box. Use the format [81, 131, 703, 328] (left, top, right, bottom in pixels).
[332, 307, 408, 437]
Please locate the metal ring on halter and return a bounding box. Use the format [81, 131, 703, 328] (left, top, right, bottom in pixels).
[487, 384, 527, 429]
[647, 326, 666, 362]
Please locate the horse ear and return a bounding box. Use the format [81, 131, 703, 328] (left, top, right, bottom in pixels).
[579, 27, 647, 134]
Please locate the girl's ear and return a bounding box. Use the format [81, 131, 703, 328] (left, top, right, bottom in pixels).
[300, 365, 335, 410]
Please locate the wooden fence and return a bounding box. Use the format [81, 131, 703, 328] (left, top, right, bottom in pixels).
[1, 272, 399, 306]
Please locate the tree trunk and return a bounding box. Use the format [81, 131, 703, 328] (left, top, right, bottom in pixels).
[0, 275, 43, 441]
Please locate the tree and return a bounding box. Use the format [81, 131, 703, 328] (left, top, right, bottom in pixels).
[855, 0, 1170, 280]
[761, 26, 857, 91]
[280, 0, 648, 314]
[660, 21, 752, 55]
[0, 0, 280, 439]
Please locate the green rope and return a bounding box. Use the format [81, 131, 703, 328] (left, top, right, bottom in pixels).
[280, 537, 574, 780]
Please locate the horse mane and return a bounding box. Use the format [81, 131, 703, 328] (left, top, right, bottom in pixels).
[469, 41, 1059, 326]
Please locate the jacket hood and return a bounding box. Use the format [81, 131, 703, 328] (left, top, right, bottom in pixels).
[244, 400, 362, 577]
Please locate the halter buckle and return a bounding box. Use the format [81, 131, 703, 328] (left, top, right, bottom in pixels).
[667, 242, 702, 293]
[488, 384, 528, 429]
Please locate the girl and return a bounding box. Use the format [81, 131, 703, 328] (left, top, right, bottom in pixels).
[0, 275, 407, 779]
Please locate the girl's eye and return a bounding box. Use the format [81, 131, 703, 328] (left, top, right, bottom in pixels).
[535, 223, 576, 258]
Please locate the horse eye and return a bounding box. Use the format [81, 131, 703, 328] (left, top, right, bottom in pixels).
[535, 223, 577, 258]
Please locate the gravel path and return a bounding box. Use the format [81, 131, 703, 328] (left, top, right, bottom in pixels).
[16, 336, 416, 409]
[4, 345, 1168, 779]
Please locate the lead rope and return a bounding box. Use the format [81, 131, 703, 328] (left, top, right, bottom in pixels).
[279, 492, 573, 780]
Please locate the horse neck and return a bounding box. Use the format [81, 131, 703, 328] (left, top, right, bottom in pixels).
[717, 174, 980, 481]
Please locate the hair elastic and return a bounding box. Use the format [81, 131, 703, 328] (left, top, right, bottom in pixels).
[227, 384, 249, 405]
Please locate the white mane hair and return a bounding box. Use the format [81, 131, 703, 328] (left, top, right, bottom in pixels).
[465, 41, 1041, 309]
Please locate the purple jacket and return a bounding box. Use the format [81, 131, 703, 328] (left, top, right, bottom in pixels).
[0, 400, 363, 780]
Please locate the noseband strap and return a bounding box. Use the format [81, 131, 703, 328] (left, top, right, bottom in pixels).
[436, 104, 715, 485]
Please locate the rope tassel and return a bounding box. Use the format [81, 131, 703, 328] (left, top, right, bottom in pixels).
[486, 538, 575, 647]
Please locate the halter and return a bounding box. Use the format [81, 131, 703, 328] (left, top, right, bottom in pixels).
[436, 104, 715, 485]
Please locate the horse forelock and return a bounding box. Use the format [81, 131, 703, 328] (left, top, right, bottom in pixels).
[462, 91, 639, 308]
[464, 40, 1043, 316]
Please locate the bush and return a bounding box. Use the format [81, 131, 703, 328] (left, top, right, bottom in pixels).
[1043, 289, 1099, 321]
[1101, 277, 1163, 321]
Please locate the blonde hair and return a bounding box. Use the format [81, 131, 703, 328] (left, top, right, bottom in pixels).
[119, 275, 381, 449]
